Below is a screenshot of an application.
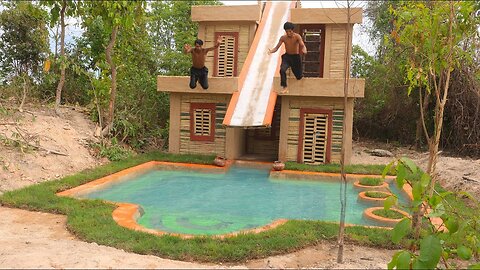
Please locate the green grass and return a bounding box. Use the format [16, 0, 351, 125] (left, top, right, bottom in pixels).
[372, 209, 405, 219]
[365, 191, 390, 198]
[359, 177, 384, 186]
[285, 162, 395, 176]
[0, 151, 401, 262]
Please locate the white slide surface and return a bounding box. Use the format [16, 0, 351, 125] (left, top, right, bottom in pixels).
[225, 1, 292, 127]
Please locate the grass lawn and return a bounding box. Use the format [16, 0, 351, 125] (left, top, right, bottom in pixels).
[0, 151, 402, 262]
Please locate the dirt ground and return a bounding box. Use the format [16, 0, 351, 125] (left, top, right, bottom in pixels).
[0, 104, 478, 269]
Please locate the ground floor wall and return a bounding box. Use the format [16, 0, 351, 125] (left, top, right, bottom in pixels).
[278, 96, 354, 164]
[168, 93, 354, 164]
[168, 93, 230, 157]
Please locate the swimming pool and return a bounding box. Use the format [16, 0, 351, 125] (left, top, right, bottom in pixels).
[79, 166, 408, 235]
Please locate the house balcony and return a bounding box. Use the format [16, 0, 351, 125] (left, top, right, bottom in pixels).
[157, 76, 364, 98]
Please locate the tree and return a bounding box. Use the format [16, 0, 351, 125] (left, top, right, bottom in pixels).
[337, 0, 356, 263]
[41, 0, 80, 115]
[149, 0, 221, 75]
[355, 1, 421, 147]
[350, 45, 375, 78]
[391, 1, 479, 196]
[0, 2, 49, 111]
[112, 4, 168, 148]
[386, 1, 480, 266]
[81, 1, 143, 136]
[0, 2, 49, 79]
[385, 157, 480, 269]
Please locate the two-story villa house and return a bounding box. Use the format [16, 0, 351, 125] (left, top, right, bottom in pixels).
[157, 1, 364, 165]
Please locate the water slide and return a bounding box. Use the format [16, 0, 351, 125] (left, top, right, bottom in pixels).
[223, 1, 295, 127]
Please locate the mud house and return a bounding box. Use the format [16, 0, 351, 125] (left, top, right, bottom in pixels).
[157, 1, 364, 165]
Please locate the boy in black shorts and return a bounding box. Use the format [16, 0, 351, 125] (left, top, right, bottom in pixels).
[268, 22, 307, 93]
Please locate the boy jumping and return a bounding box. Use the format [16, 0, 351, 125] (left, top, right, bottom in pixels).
[184, 37, 222, 90]
[268, 22, 307, 94]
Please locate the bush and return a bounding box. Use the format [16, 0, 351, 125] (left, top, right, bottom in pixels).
[359, 177, 384, 186]
[372, 209, 404, 219]
[365, 191, 389, 198]
[92, 138, 134, 161]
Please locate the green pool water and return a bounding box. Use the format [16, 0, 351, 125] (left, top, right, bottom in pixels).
[81, 166, 408, 235]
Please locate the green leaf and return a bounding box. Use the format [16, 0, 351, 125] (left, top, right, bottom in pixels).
[468, 263, 480, 269]
[457, 191, 474, 200]
[443, 216, 459, 234]
[412, 181, 423, 201]
[397, 251, 412, 270]
[457, 246, 472, 260]
[428, 195, 442, 208]
[397, 163, 406, 183]
[383, 160, 395, 178]
[388, 251, 401, 270]
[396, 176, 406, 189]
[420, 173, 430, 188]
[439, 191, 453, 198]
[50, 5, 60, 26]
[427, 203, 445, 217]
[392, 218, 411, 244]
[400, 157, 417, 173]
[413, 235, 442, 269]
[384, 196, 397, 210]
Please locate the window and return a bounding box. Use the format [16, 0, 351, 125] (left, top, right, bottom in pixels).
[190, 103, 216, 141]
[299, 25, 325, 78]
[298, 109, 332, 164]
[214, 32, 238, 77]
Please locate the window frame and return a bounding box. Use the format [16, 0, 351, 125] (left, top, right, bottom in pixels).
[214, 32, 239, 77]
[298, 24, 326, 78]
[297, 108, 333, 163]
[190, 103, 216, 142]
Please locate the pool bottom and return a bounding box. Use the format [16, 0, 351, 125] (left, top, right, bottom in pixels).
[112, 202, 288, 239]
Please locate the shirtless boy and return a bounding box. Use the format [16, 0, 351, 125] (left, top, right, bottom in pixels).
[268, 22, 307, 93]
[183, 37, 222, 90]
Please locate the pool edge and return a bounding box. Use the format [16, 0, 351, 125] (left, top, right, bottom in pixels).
[57, 161, 427, 237]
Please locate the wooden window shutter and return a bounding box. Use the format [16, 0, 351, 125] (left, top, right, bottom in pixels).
[298, 109, 332, 164]
[190, 103, 216, 141]
[193, 109, 211, 136]
[302, 113, 328, 164]
[215, 32, 238, 77]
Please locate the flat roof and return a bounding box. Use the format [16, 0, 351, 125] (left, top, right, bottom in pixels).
[291, 8, 363, 24]
[191, 5, 261, 22]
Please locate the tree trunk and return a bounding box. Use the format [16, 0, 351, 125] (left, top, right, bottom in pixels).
[54, 24, 59, 59]
[337, 2, 352, 263]
[415, 91, 430, 150]
[426, 2, 454, 197]
[102, 24, 119, 136]
[18, 74, 28, 113]
[54, 0, 67, 116]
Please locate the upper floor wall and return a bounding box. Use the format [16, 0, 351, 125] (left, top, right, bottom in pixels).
[291, 8, 362, 79]
[190, 4, 363, 80]
[192, 5, 260, 78]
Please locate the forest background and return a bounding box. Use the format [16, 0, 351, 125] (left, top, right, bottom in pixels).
[0, 0, 479, 161]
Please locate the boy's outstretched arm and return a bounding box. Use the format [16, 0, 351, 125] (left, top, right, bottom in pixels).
[183, 44, 192, 54]
[205, 36, 223, 52]
[268, 37, 283, 54]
